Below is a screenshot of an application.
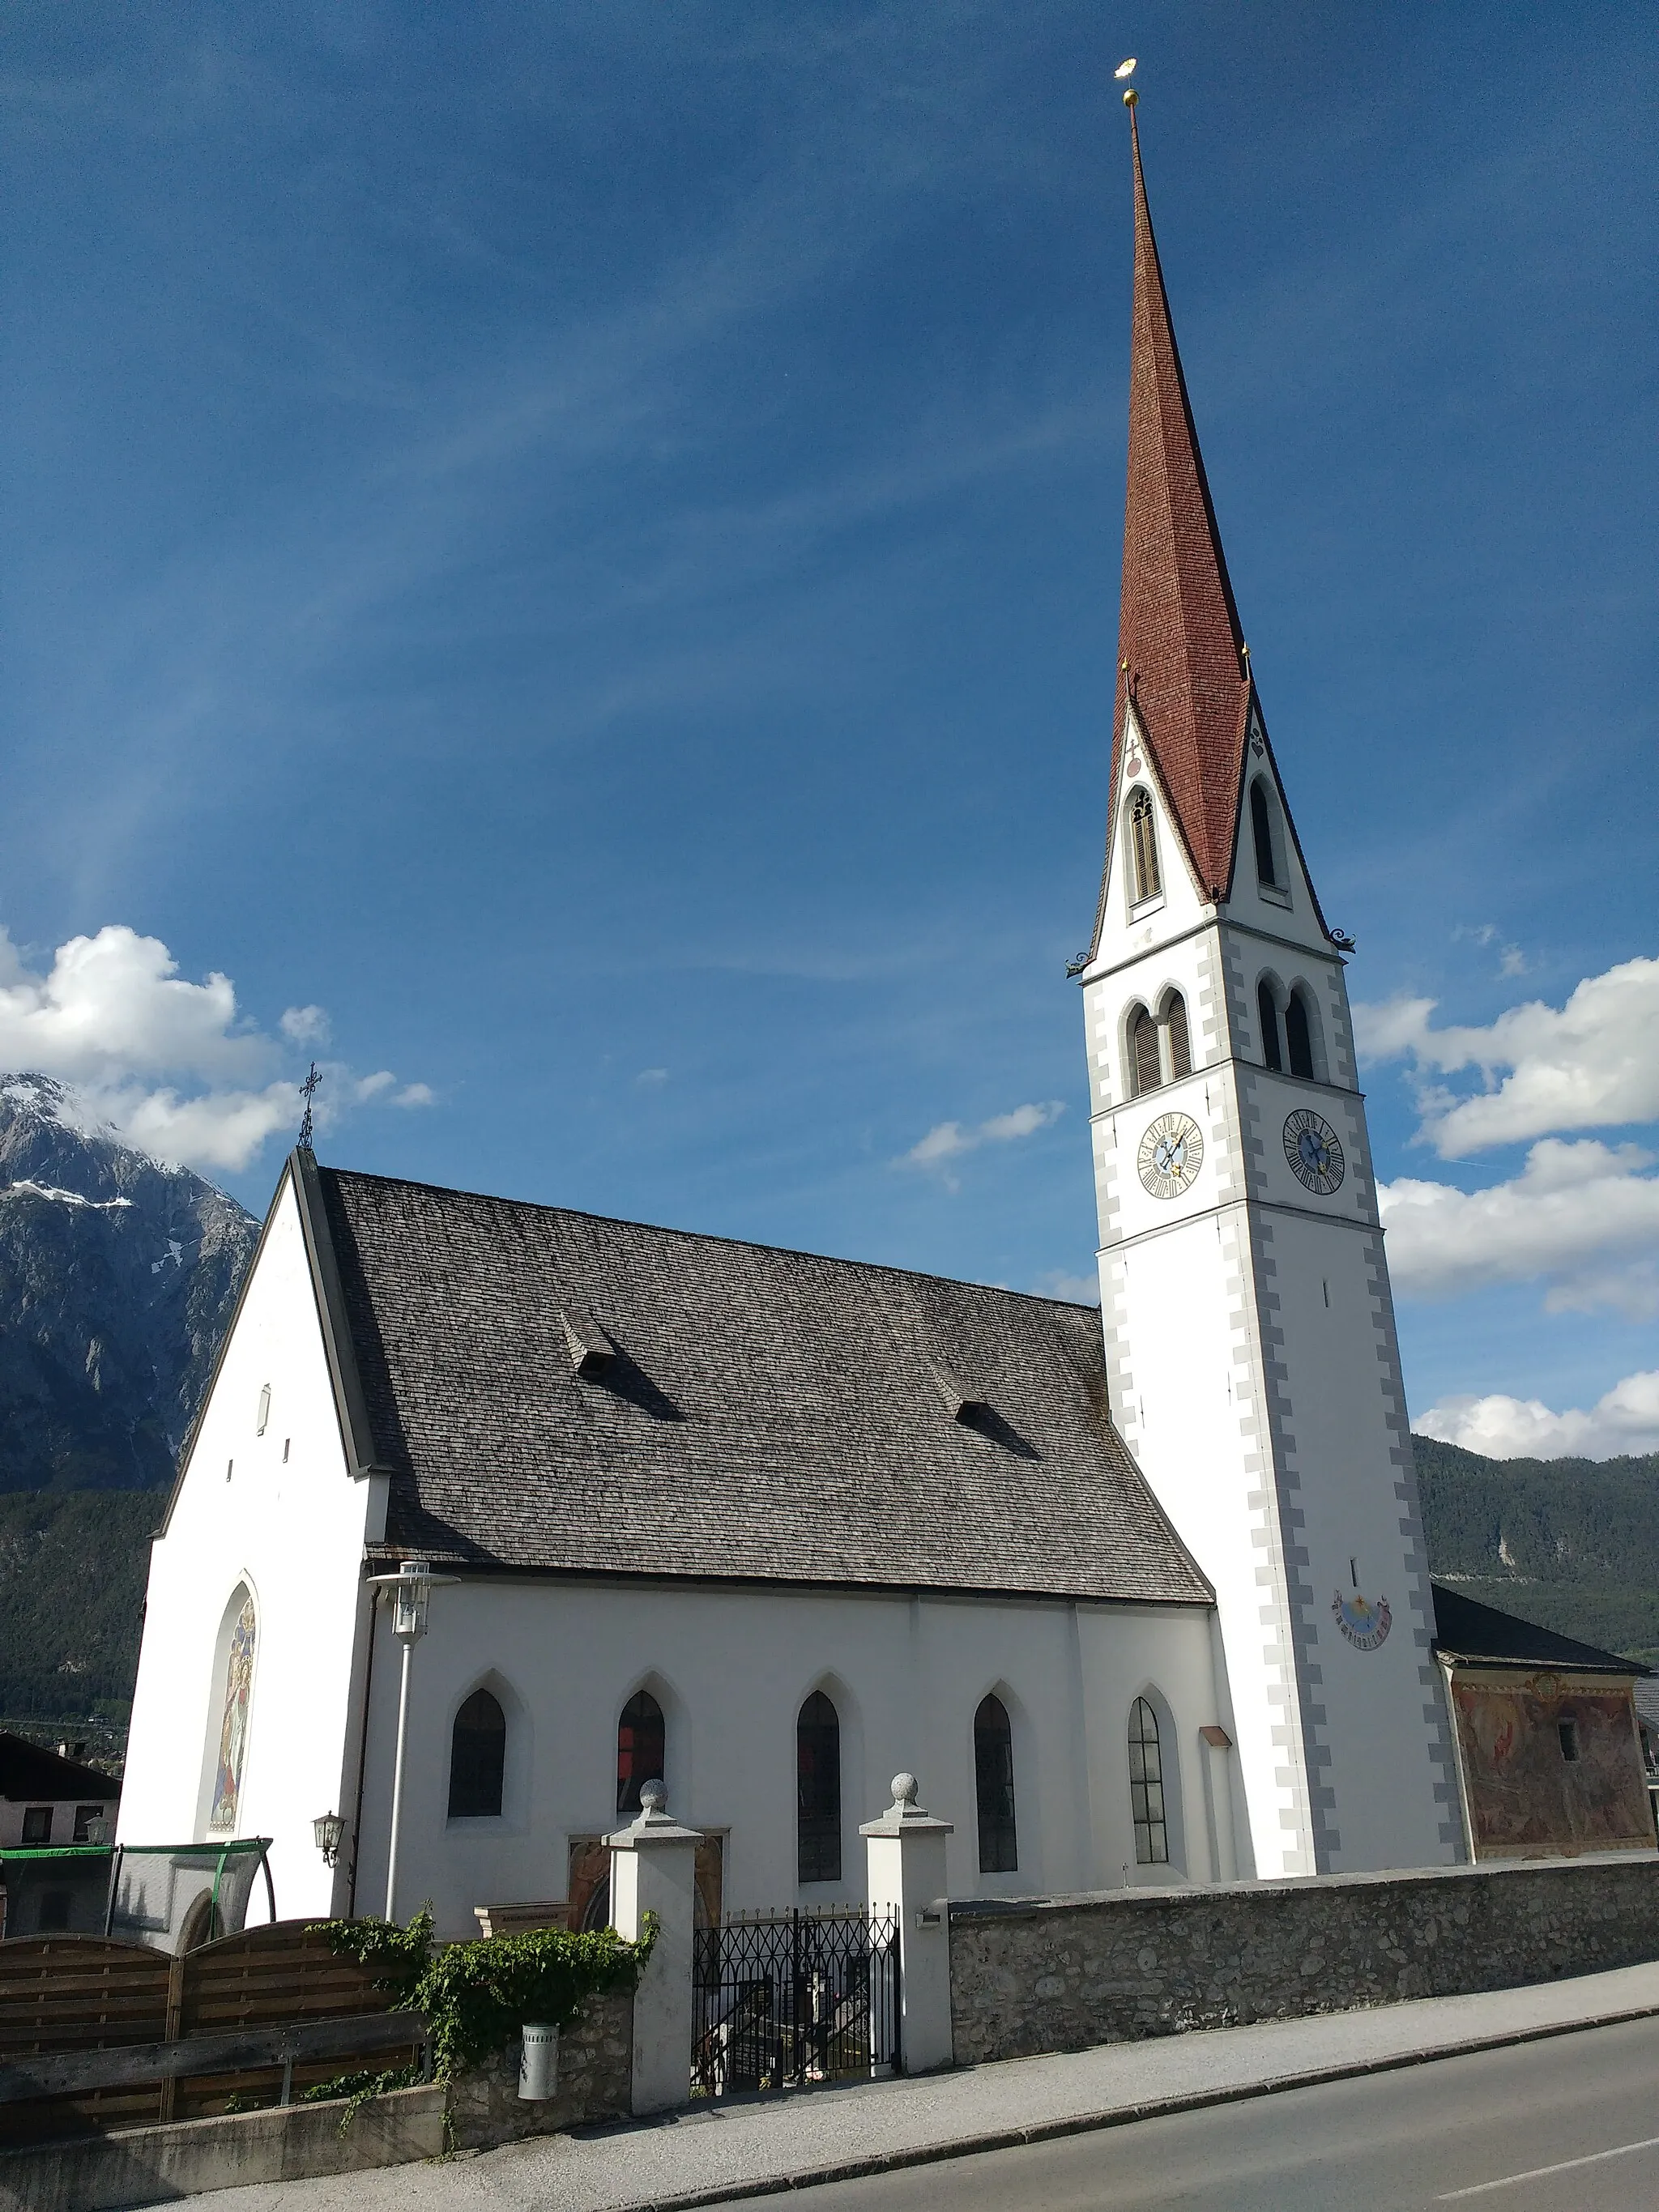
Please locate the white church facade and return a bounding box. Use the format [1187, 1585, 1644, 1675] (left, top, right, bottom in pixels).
[119, 120, 1465, 1937]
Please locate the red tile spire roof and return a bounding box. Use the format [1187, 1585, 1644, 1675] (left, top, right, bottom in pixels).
[1109, 109, 1253, 906]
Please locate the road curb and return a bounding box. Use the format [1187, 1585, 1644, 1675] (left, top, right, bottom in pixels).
[608, 1998, 1659, 2210]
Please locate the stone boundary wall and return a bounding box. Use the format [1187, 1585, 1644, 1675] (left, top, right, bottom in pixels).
[0, 2084, 446, 2212]
[949, 1853, 1659, 2066]
[446, 1986, 633, 2150]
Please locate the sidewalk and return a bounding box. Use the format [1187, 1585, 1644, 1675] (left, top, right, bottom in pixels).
[202, 1961, 1659, 2212]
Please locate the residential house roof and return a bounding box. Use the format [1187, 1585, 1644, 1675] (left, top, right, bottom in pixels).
[1431, 1584, 1649, 1677]
[0, 1733, 117, 1803]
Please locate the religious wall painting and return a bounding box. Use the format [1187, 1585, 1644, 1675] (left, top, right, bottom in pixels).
[1448, 1669, 1651, 1860]
[208, 1592, 257, 1835]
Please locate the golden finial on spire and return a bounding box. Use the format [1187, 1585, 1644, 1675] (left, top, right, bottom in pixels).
[1115, 57, 1138, 108]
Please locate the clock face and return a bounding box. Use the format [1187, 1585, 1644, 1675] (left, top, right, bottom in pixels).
[1283, 1108, 1346, 1196]
[1138, 1112, 1204, 1200]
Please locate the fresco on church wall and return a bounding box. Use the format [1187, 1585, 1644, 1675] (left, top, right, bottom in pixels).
[208, 1593, 257, 1834]
[1448, 1669, 1652, 1860]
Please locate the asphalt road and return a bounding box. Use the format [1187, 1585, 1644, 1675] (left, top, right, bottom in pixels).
[780, 2015, 1659, 2211]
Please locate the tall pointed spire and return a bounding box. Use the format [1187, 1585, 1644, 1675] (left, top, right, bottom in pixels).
[1110, 108, 1252, 904]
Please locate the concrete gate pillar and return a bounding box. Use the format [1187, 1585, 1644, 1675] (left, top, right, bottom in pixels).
[606, 1780, 703, 2114]
[861, 1771, 953, 2073]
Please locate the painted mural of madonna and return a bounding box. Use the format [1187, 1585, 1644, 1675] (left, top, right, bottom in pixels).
[208, 1592, 257, 1833]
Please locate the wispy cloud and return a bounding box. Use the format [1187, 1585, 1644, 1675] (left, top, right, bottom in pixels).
[1417, 1369, 1659, 1460]
[899, 1099, 1064, 1187]
[1452, 923, 1527, 980]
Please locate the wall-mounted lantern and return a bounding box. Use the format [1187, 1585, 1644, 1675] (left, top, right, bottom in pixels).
[313, 1811, 345, 1867]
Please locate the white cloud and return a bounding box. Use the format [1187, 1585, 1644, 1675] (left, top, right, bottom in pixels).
[636, 1068, 669, 1086]
[1033, 1268, 1101, 1306]
[1380, 1139, 1659, 1318]
[0, 921, 432, 1175]
[900, 1099, 1064, 1174]
[1354, 957, 1659, 1157]
[1416, 1370, 1659, 1461]
[280, 1004, 331, 1046]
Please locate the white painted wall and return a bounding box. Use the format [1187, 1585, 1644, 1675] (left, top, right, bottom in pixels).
[118, 1172, 377, 1924]
[1080, 705, 1459, 1880]
[348, 1577, 1229, 1941]
[0, 1788, 117, 1851]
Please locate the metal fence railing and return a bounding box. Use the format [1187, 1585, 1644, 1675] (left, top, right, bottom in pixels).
[692, 1907, 899, 2098]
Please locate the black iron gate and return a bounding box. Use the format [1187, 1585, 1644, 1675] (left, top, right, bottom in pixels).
[692, 1907, 901, 2097]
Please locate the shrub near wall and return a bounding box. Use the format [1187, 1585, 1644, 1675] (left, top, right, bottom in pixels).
[949, 1856, 1659, 2065]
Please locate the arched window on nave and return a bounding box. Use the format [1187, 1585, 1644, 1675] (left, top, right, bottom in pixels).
[449, 1688, 506, 1818]
[797, 1690, 842, 1884]
[616, 1690, 666, 1817]
[1128, 1695, 1169, 1866]
[974, 1694, 1018, 1873]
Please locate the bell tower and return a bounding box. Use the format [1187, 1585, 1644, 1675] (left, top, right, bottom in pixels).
[1078, 102, 1463, 1877]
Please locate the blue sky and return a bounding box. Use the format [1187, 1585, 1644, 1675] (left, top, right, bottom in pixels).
[1, 2, 1655, 1453]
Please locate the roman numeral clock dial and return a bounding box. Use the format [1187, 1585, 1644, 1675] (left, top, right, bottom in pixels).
[1284, 1108, 1346, 1196]
[1137, 1112, 1204, 1200]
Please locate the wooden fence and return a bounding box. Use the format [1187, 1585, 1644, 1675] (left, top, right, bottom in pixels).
[0, 1921, 423, 2146]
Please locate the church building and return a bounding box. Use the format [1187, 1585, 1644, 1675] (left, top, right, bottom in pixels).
[120, 117, 1473, 1936]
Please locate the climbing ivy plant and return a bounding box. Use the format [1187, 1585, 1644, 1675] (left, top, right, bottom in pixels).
[302, 1906, 655, 2117]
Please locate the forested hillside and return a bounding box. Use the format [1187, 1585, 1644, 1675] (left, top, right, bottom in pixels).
[0, 1487, 162, 1730]
[1415, 1436, 1659, 1660]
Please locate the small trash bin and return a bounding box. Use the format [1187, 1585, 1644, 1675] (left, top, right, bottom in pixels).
[518, 2022, 559, 2101]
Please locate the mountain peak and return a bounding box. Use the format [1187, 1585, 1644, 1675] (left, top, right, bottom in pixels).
[0, 1072, 258, 1492]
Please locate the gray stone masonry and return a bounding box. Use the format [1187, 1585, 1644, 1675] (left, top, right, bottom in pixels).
[445, 1988, 633, 2151]
[949, 1854, 1659, 2065]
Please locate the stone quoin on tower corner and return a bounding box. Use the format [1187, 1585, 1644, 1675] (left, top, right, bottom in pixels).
[1075, 106, 1463, 1878]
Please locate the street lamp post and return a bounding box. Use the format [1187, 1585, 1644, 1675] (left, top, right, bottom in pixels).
[367, 1557, 457, 1923]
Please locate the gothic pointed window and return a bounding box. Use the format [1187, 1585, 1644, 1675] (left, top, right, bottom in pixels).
[616, 1690, 666, 1817]
[1166, 993, 1192, 1080]
[1257, 981, 1284, 1073]
[448, 1689, 506, 1818]
[797, 1690, 842, 1884]
[1129, 1006, 1161, 1097]
[1286, 989, 1315, 1080]
[1128, 1696, 1169, 1865]
[1128, 789, 1161, 903]
[1251, 779, 1278, 889]
[974, 1694, 1018, 1873]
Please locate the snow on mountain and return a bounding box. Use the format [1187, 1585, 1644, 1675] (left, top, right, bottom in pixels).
[0, 1073, 259, 1490]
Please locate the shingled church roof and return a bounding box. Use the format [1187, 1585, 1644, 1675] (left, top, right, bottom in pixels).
[296, 1159, 1211, 1609]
